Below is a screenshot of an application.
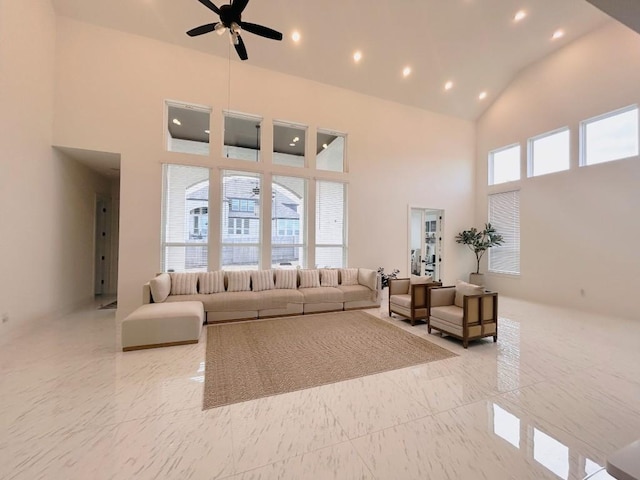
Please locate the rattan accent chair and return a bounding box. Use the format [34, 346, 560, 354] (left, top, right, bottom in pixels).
[428, 282, 498, 348]
[388, 277, 442, 326]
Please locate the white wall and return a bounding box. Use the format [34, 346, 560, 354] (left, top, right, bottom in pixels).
[52, 17, 476, 318]
[476, 21, 640, 320]
[0, 0, 113, 333]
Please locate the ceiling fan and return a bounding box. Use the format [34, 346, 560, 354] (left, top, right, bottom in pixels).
[187, 0, 283, 61]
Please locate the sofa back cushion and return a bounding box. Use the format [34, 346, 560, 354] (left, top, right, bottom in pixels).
[410, 275, 433, 285]
[339, 268, 359, 286]
[299, 269, 320, 288]
[251, 270, 274, 292]
[150, 273, 171, 303]
[170, 272, 198, 296]
[227, 271, 251, 292]
[320, 269, 339, 287]
[358, 268, 378, 291]
[454, 280, 484, 308]
[274, 269, 297, 289]
[199, 271, 225, 294]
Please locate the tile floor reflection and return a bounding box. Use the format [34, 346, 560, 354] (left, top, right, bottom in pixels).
[1, 296, 637, 479]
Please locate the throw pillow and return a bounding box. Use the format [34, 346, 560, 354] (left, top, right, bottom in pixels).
[226, 271, 251, 292]
[169, 272, 198, 296]
[454, 279, 484, 308]
[251, 270, 274, 292]
[198, 271, 225, 294]
[149, 273, 171, 303]
[274, 269, 298, 289]
[299, 269, 320, 288]
[339, 268, 359, 286]
[320, 269, 339, 287]
[410, 275, 433, 285]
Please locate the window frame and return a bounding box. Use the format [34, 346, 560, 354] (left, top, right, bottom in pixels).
[488, 143, 521, 186]
[315, 180, 347, 268]
[579, 104, 639, 167]
[527, 126, 571, 178]
[164, 100, 212, 156]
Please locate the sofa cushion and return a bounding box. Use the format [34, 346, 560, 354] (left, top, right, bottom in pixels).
[251, 270, 274, 292]
[198, 271, 225, 294]
[454, 280, 484, 308]
[299, 269, 320, 288]
[227, 271, 251, 292]
[358, 268, 377, 291]
[320, 269, 339, 287]
[150, 273, 171, 303]
[258, 289, 305, 309]
[340, 268, 359, 286]
[274, 269, 297, 289]
[300, 287, 343, 304]
[166, 292, 261, 312]
[169, 272, 198, 296]
[338, 285, 375, 303]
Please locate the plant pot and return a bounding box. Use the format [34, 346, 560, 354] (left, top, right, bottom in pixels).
[469, 273, 485, 286]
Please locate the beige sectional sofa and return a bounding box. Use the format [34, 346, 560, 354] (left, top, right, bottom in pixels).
[143, 268, 381, 323]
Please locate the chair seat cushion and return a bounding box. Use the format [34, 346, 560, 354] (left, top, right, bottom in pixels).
[389, 294, 412, 308]
[430, 305, 467, 326]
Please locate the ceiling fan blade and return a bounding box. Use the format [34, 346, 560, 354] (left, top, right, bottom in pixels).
[231, 0, 250, 15]
[186, 23, 219, 37]
[239, 22, 283, 41]
[197, 0, 221, 15]
[234, 34, 248, 60]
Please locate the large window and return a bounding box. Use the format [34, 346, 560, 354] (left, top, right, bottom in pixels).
[316, 130, 346, 172]
[489, 144, 520, 185]
[166, 102, 211, 156]
[316, 180, 346, 267]
[272, 176, 306, 268]
[224, 112, 262, 162]
[529, 128, 570, 177]
[161, 164, 209, 272]
[488, 191, 520, 275]
[581, 105, 639, 166]
[221, 170, 261, 270]
[273, 123, 306, 168]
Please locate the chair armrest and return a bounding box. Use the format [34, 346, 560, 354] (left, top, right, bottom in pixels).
[463, 291, 498, 324]
[410, 281, 442, 308]
[429, 286, 456, 307]
[389, 278, 410, 295]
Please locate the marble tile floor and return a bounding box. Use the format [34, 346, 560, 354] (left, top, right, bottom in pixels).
[1, 296, 639, 480]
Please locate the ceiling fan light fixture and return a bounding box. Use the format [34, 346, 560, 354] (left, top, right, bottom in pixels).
[214, 23, 226, 35]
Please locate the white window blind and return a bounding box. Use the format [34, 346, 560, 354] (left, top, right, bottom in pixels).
[161, 164, 209, 272]
[272, 176, 306, 268]
[316, 180, 346, 267]
[488, 191, 520, 275]
[221, 170, 261, 270]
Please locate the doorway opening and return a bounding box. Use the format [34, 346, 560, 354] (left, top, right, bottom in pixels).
[409, 207, 444, 282]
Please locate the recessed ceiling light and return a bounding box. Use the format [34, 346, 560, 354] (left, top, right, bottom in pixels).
[478, 91, 488, 100]
[172, 118, 181, 126]
[293, 136, 299, 142]
[322, 143, 328, 149]
[205, 129, 210, 134]
[552, 29, 564, 40]
[514, 10, 526, 22]
[289, 143, 295, 147]
[444, 81, 454, 91]
[402, 66, 412, 78]
[353, 51, 362, 63]
[291, 31, 301, 43]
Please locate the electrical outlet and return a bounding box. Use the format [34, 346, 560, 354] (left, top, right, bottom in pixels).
[1, 313, 8, 324]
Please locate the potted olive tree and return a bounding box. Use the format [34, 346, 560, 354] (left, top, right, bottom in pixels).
[455, 223, 504, 286]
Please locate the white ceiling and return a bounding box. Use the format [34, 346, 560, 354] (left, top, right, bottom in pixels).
[51, 0, 611, 120]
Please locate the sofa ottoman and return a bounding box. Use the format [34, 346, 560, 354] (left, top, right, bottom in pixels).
[122, 301, 204, 351]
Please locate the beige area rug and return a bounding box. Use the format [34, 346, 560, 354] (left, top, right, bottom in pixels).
[203, 310, 457, 409]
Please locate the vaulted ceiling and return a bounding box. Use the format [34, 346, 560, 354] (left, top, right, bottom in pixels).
[52, 0, 612, 120]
